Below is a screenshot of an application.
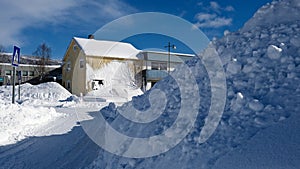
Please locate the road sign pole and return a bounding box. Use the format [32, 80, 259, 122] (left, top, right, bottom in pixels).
[11, 45, 20, 104]
[12, 67, 16, 104]
[18, 71, 21, 101]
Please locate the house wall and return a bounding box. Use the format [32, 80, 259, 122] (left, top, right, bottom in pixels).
[85, 57, 112, 92]
[71, 52, 86, 95]
[62, 39, 143, 96]
[62, 39, 80, 93]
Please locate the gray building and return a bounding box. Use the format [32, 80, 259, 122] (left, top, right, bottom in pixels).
[138, 51, 194, 90]
[0, 53, 61, 86]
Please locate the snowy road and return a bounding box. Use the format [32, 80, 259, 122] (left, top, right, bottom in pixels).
[0, 107, 102, 169]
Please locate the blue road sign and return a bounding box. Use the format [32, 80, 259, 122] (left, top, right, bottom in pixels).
[12, 46, 20, 67]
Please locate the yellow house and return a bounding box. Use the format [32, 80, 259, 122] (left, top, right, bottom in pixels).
[62, 37, 142, 96]
[62, 36, 195, 96]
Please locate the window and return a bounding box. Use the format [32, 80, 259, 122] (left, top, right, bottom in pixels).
[66, 61, 71, 72]
[151, 62, 159, 70]
[79, 59, 84, 68]
[73, 45, 78, 52]
[22, 71, 28, 76]
[5, 70, 11, 76]
[29, 71, 34, 76]
[151, 62, 167, 70]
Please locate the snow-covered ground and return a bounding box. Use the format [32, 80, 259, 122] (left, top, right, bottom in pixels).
[0, 103, 62, 146]
[0, 0, 299, 168]
[0, 82, 74, 146]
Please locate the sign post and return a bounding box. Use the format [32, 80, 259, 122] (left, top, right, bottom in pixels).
[12, 46, 20, 104]
[18, 71, 21, 101]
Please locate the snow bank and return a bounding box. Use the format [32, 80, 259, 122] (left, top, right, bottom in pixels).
[0, 103, 64, 146]
[0, 82, 70, 146]
[85, 0, 300, 168]
[213, 112, 300, 169]
[242, 0, 300, 32]
[86, 86, 143, 103]
[86, 60, 143, 102]
[0, 82, 72, 106]
[20, 82, 71, 101]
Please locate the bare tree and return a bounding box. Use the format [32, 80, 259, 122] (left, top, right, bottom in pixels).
[32, 43, 52, 80]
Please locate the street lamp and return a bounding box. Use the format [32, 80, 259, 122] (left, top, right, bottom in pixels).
[165, 42, 176, 74]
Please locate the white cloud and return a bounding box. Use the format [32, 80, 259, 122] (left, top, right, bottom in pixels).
[225, 6, 235, 12]
[196, 13, 217, 21]
[194, 13, 232, 28]
[78, 0, 137, 21]
[194, 2, 234, 28]
[210, 1, 221, 12]
[209, 1, 235, 13]
[0, 0, 136, 47]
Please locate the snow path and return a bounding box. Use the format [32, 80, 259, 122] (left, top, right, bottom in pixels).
[0, 107, 103, 169]
[0, 126, 100, 169]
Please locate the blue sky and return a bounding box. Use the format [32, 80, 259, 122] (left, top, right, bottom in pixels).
[0, 0, 273, 59]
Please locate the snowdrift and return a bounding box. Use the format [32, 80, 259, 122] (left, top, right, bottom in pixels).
[0, 82, 72, 105]
[0, 82, 71, 145]
[86, 61, 143, 102]
[86, 0, 300, 168]
[0, 104, 62, 146]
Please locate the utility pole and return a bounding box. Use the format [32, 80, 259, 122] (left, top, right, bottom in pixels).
[165, 42, 176, 74]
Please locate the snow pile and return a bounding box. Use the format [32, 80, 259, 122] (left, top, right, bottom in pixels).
[85, 0, 300, 168]
[86, 61, 143, 102]
[0, 103, 63, 146]
[213, 111, 300, 169]
[86, 86, 143, 103]
[242, 0, 300, 32]
[21, 82, 71, 101]
[0, 82, 72, 106]
[0, 82, 70, 146]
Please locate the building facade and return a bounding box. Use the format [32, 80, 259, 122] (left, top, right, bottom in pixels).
[139, 51, 194, 90]
[62, 37, 141, 96]
[0, 53, 61, 86]
[62, 37, 195, 95]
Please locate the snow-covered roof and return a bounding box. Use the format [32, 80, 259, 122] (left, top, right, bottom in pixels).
[74, 37, 140, 60]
